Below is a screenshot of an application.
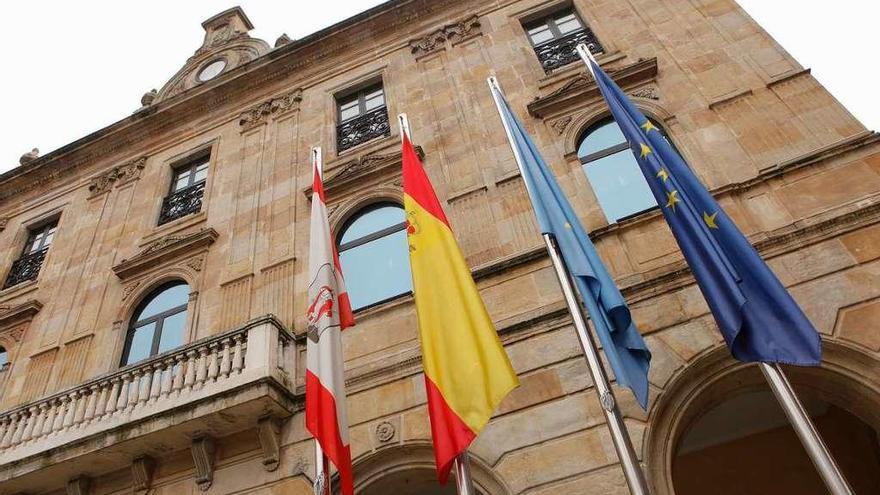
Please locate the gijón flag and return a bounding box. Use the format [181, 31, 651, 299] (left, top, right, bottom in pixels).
[305, 157, 355, 495]
[402, 134, 519, 483]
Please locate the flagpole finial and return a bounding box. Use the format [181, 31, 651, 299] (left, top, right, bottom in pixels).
[575, 43, 598, 78]
[311, 146, 323, 179]
[397, 113, 412, 141]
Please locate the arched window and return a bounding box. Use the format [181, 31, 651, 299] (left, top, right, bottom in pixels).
[337, 203, 412, 310]
[121, 281, 190, 366]
[577, 117, 671, 223]
[0, 346, 7, 369]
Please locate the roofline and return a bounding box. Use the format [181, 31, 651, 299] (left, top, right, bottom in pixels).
[0, 0, 404, 186]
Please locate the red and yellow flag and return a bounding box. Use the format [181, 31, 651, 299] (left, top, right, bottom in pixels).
[402, 134, 518, 483]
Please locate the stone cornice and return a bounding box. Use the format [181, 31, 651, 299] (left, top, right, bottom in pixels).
[0, 300, 42, 335]
[112, 228, 219, 279]
[527, 57, 659, 119]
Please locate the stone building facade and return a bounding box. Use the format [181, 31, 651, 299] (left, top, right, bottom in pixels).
[0, 1, 878, 494]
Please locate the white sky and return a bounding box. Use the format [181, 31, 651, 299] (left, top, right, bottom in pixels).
[0, 1, 877, 173]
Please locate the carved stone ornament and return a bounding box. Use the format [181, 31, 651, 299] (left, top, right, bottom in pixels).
[409, 14, 481, 57]
[375, 421, 395, 443]
[88, 156, 147, 196]
[183, 253, 206, 272]
[306, 145, 424, 199]
[0, 217, 7, 231]
[274, 33, 292, 47]
[550, 116, 573, 135]
[19, 148, 39, 166]
[122, 281, 141, 300]
[141, 89, 158, 106]
[630, 86, 659, 100]
[132, 455, 156, 491]
[239, 88, 303, 129]
[257, 416, 282, 472]
[66, 476, 91, 495]
[192, 435, 216, 491]
[0, 300, 42, 337]
[113, 228, 218, 279]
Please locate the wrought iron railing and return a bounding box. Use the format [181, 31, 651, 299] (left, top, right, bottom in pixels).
[534, 28, 605, 72]
[336, 106, 391, 153]
[158, 181, 205, 225]
[3, 247, 49, 289]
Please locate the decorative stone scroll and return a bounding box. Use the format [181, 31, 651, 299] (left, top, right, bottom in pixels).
[132, 455, 156, 491]
[192, 435, 216, 491]
[409, 15, 481, 57]
[239, 88, 303, 130]
[257, 415, 282, 471]
[88, 156, 147, 196]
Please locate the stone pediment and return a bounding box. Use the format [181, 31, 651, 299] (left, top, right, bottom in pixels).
[303, 144, 424, 200]
[151, 7, 270, 105]
[113, 228, 218, 279]
[527, 57, 658, 118]
[0, 299, 42, 338]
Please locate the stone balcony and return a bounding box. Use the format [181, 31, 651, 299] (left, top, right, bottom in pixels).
[0, 315, 298, 494]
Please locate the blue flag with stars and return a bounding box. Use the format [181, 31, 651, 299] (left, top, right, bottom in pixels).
[491, 83, 651, 409]
[588, 58, 821, 366]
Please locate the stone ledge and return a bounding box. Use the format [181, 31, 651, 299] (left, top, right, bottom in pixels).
[113, 227, 219, 279]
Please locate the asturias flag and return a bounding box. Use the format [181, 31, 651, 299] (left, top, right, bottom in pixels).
[305, 156, 356, 495]
[490, 81, 652, 409]
[587, 56, 821, 366]
[402, 133, 519, 483]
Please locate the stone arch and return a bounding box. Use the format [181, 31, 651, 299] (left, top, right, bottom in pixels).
[344, 442, 512, 495]
[328, 184, 403, 239]
[563, 97, 676, 157]
[644, 338, 880, 494]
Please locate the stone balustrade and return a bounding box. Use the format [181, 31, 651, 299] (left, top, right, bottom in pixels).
[0, 315, 297, 493]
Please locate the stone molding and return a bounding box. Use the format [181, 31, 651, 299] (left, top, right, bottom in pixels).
[113, 228, 218, 279]
[87, 156, 147, 197]
[304, 144, 424, 200]
[0, 300, 42, 338]
[238, 88, 303, 130]
[409, 14, 482, 57]
[527, 57, 659, 118]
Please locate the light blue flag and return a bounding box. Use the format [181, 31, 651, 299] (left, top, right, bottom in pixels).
[491, 84, 651, 409]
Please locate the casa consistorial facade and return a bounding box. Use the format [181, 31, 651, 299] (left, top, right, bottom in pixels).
[0, 1, 878, 494]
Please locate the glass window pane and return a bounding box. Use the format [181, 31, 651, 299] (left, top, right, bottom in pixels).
[339, 229, 412, 309]
[137, 284, 190, 321]
[0, 347, 7, 368]
[578, 120, 627, 157]
[340, 105, 360, 121]
[157, 311, 186, 354]
[194, 166, 208, 183]
[556, 16, 583, 35]
[174, 177, 190, 191]
[124, 323, 155, 365]
[340, 206, 405, 244]
[364, 93, 385, 111]
[42, 231, 54, 248]
[583, 149, 657, 222]
[528, 24, 554, 45]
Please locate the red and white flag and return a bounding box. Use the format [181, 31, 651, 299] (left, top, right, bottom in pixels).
[305, 154, 355, 495]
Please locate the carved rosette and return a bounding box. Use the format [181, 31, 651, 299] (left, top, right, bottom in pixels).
[409, 15, 482, 58]
[239, 88, 303, 130]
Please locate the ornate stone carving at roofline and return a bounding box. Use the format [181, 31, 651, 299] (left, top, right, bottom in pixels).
[409, 14, 481, 57]
[113, 228, 218, 279]
[239, 88, 303, 130]
[527, 57, 658, 119]
[88, 156, 147, 196]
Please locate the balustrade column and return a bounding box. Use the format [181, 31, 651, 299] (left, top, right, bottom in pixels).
[231, 335, 244, 374]
[195, 347, 209, 389]
[183, 350, 197, 391]
[137, 368, 152, 406]
[40, 400, 57, 436]
[73, 390, 88, 425]
[116, 373, 131, 411]
[20, 406, 38, 442]
[11, 411, 28, 444]
[2, 413, 19, 447]
[84, 384, 99, 422]
[52, 397, 68, 432]
[62, 391, 79, 428]
[219, 338, 232, 378]
[106, 377, 121, 415]
[207, 343, 220, 382]
[129, 370, 144, 407]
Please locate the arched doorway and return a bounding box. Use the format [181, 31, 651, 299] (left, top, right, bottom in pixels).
[646, 342, 880, 495]
[345, 443, 509, 495]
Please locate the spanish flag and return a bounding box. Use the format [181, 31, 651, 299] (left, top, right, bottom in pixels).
[402, 134, 518, 483]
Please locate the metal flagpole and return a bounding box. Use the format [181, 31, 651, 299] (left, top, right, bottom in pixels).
[311, 145, 332, 495]
[573, 42, 854, 495]
[397, 112, 479, 495]
[487, 76, 650, 495]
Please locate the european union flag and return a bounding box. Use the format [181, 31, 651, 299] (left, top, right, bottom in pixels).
[491, 82, 651, 409]
[587, 57, 821, 366]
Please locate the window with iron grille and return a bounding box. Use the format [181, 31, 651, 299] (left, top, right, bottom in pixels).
[524, 8, 604, 72]
[3, 221, 57, 289]
[158, 154, 209, 226]
[336, 83, 390, 153]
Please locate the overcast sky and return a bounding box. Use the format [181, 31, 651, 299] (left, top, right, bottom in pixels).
[1, 1, 877, 172]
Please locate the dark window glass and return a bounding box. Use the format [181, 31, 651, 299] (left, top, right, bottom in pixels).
[524, 8, 604, 72]
[336, 83, 391, 152]
[121, 282, 190, 366]
[338, 204, 412, 310]
[3, 220, 57, 289]
[159, 155, 209, 225]
[578, 118, 673, 223]
[0, 347, 8, 369]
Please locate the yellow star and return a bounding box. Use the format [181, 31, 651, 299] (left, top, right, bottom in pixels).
[703, 211, 719, 229]
[641, 121, 657, 133]
[665, 190, 680, 212]
[639, 143, 652, 159]
[656, 167, 669, 182]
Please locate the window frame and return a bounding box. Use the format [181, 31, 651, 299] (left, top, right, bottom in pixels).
[336, 202, 412, 311]
[336, 83, 386, 124]
[120, 281, 190, 367]
[22, 221, 57, 256]
[523, 8, 586, 48]
[169, 153, 210, 194]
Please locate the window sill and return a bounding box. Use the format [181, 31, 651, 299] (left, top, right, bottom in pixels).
[0, 279, 38, 305]
[352, 291, 414, 321]
[537, 50, 625, 90]
[334, 132, 395, 162]
[140, 210, 207, 249]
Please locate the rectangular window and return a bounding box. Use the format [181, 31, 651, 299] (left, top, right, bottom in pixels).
[524, 8, 604, 72]
[159, 154, 209, 226]
[336, 82, 390, 153]
[3, 220, 58, 289]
